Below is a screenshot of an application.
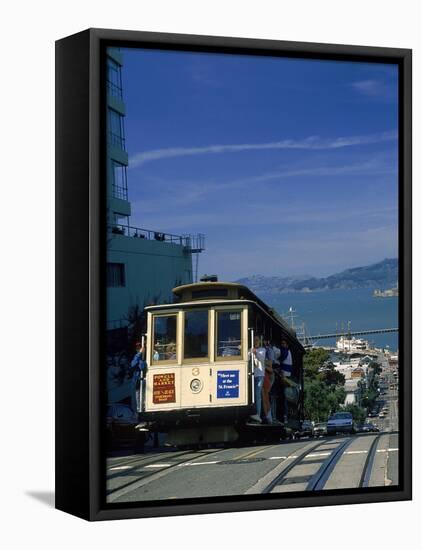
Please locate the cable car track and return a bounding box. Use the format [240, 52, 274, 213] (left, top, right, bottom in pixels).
[106, 447, 230, 501]
[106, 432, 397, 501]
[262, 435, 383, 493]
[306, 437, 354, 491]
[262, 439, 330, 493]
[107, 448, 193, 472]
[360, 433, 382, 487]
[107, 449, 204, 480]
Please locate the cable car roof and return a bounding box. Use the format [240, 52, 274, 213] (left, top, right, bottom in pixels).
[146, 281, 298, 341]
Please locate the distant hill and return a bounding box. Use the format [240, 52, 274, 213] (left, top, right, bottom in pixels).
[236, 258, 398, 294]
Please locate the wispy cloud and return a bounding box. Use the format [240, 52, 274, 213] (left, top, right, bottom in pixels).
[131, 202, 397, 232]
[129, 131, 397, 168]
[130, 156, 395, 215]
[352, 79, 396, 100]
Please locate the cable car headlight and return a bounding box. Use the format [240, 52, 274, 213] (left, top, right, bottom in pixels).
[190, 378, 203, 393]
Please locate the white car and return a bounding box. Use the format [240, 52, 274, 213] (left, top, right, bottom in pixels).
[327, 412, 356, 435]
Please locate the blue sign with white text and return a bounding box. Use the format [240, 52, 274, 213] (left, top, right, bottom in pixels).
[217, 370, 239, 398]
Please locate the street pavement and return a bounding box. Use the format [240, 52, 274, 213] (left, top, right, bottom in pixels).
[106, 431, 399, 503]
[106, 358, 399, 503]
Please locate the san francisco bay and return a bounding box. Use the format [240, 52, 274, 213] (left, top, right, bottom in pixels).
[259, 287, 398, 351]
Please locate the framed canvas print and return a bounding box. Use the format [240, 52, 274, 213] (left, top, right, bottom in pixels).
[55, 28, 412, 520]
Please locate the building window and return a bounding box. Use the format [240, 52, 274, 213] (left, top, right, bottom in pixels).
[107, 58, 123, 99]
[112, 161, 128, 201]
[107, 108, 126, 150]
[107, 263, 126, 287]
[184, 310, 209, 360]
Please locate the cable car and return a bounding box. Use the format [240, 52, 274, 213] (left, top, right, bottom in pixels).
[138, 281, 305, 446]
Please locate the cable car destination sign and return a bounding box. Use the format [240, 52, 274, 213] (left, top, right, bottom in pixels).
[153, 373, 176, 404]
[217, 370, 239, 398]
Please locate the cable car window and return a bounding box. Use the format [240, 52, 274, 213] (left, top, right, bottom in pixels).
[184, 310, 209, 359]
[216, 310, 242, 358]
[152, 315, 177, 362]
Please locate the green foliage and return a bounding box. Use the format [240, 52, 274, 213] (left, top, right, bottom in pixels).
[342, 404, 367, 424]
[303, 348, 347, 423]
[319, 362, 346, 387]
[304, 348, 330, 376]
[360, 386, 378, 410]
[304, 380, 346, 422]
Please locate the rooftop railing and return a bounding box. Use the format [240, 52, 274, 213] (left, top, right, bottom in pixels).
[109, 224, 205, 251]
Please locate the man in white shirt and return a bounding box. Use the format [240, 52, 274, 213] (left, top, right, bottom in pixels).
[250, 335, 266, 423]
[280, 339, 293, 422]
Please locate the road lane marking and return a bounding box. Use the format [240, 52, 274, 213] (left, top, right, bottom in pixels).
[182, 461, 219, 466]
[306, 452, 331, 458]
[109, 465, 132, 471]
[376, 448, 399, 453]
[107, 447, 231, 502]
[144, 463, 172, 468]
[232, 443, 285, 461]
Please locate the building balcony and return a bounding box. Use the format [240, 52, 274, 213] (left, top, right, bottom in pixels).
[109, 224, 205, 251]
[107, 90, 126, 115]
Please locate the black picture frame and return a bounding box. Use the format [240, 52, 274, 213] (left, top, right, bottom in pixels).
[55, 28, 412, 521]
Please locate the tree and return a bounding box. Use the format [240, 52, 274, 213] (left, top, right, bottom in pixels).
[304, 348, 330, 377]
[342, 404, 366, 424]
[304, 380, 330, 422]
[319, 362, 346, 387]
[370, 361, 382, 376]
[303, 348, 347, 422]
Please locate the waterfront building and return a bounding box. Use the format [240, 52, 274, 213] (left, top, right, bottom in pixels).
[106, 48, 204, 334]
[336, 335, 369, 352]
[105, 49, 204, 405]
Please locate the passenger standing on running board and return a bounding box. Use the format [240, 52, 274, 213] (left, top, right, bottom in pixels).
[249, 335, 266, 423]
[280, 339, 293, 423]
[262, 339, 276, 424]
[130, 341, 146, 414]
[270, 343, 282, 421]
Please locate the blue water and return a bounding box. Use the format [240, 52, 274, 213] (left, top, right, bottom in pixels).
[258, 288, 398, 352]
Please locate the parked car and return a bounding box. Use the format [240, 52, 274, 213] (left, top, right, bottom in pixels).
[366, 423, 380, 432]
[295, 420, 314, 439]
[313, 422, 327, 437]
[326, 412, 356, 435]
[356, 422, 379, 433]
[106, 403, 145, 451]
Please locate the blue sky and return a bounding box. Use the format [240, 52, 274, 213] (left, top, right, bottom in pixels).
[120, 48, 398, 280]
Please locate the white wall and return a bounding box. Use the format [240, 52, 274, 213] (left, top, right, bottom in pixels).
[2, 1, 420, 549]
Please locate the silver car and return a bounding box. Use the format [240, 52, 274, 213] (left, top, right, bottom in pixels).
[326, 412, 356, 435]
[313, 422, 327, 437]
